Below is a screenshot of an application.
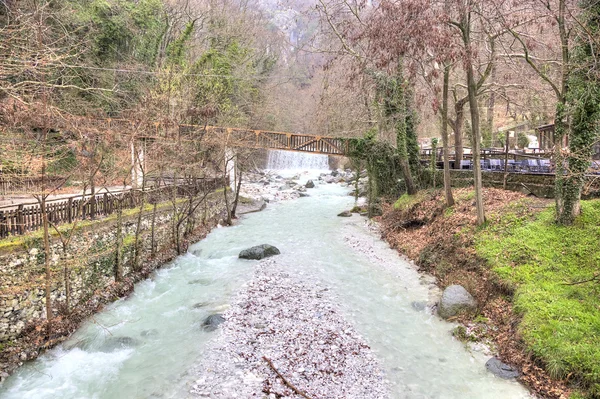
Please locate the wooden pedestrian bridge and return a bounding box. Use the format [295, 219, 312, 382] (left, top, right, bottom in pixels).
[94, 119, 350, 156]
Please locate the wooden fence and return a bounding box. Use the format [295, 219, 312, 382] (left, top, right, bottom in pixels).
[0, 178, 224, 239]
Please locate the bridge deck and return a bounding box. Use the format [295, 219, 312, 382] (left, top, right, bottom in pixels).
[177, 125, 349, 156]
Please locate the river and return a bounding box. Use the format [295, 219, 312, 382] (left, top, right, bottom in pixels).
[0, 167, 531, 399]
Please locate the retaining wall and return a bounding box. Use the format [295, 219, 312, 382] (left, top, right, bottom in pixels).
[0, 191, 229, 343]
[427, 170, 600, 199]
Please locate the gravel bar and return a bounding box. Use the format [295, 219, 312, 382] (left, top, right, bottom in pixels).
[190, 258, 390, 399]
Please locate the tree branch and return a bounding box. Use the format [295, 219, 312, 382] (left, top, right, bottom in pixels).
[263, 356, 314, 399]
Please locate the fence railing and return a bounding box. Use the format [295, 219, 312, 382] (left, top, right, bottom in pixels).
[0, 178, 224, 239]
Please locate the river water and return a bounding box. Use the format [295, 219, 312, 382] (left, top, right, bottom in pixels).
[0, 170, 530, 399]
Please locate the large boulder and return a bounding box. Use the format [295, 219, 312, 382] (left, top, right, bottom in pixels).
[305, 180, 315, 189]
[202, 314, 226, 332]
[337, 211, 352, 217]
[485, 358, 520, 379]
[438, 285, 477, 319]
[239, 244, 281, 260]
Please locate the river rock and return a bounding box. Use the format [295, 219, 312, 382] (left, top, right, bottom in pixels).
[369, 203, 384, 217]
[99, 336, 139, 352]
[237, 200, 267, 215]
[485, 357, 520, 379]
[438, 285, 477, 319]
[411, 301, 427, 311]
[202, 314, 226, 332]
[306, 180, 315, 188]
[140, 329, 159, 337]
[191, 248, 202, 257]
[239, 244, 281, 260]
[188, 278, 212, 286]
[338, 211, 352, 217]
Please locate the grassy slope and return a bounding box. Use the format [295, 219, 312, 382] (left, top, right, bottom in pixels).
[477, 201, 600, 397]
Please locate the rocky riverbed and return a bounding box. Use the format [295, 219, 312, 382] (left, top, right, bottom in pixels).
[239, 169, 365, 203]
[189, 257, 389, 399]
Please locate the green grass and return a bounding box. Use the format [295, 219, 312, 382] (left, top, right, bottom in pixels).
[477, 200, 600, 397]
[456, 189, 476, 202]
[393, 191, 428, 210]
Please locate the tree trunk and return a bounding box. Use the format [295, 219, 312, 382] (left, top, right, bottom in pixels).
[503, 128, 510, 189]
[231, 168, 243, 218]
[442, 65, 455, 206]
[557, 0, 599, 224]
[185, 192, 194, 237]
[151, 202, 157, 258]
[41, 195, 53, 329]
[554, 0, 573, 224]
[453, 103, 465, 169]
[487, 66, 496, 146]
[395, 63, 417, 195]
[115, 200, 123, 282]
[63, 252, 70, 315]
[90, 180, 96, 220]
[133, 184, 146, 271]
[354, 162, 361, 206]
[463, 14, 485, 225]
[223, 176, 232, 225]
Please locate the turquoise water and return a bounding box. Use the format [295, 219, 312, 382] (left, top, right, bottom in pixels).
[0, 179, 530, 399]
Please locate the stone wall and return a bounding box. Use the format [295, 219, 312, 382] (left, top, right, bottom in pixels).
[0, 190, 230, 343]
[424, 170, 600, 199]
[449, 170, 556, 198]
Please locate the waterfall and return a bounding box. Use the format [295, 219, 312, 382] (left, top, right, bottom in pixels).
[266, 150, 330, 171]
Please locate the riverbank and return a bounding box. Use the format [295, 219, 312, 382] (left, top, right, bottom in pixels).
[182, 175, 528, 399]
[0, 190, 231, 382]
[380, 187, 600, 399]
[0, 171, 529, 398]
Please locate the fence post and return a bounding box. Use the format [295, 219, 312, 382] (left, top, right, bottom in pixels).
[104, 193, 109, 215]
[67, 198, 73, 223]
[90, 194, 96, 220]
[17, 204, 24, 235]
[0, 210, 5, 238]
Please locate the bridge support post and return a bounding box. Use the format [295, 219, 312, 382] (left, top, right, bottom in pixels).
[131, 140, 145, 189]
